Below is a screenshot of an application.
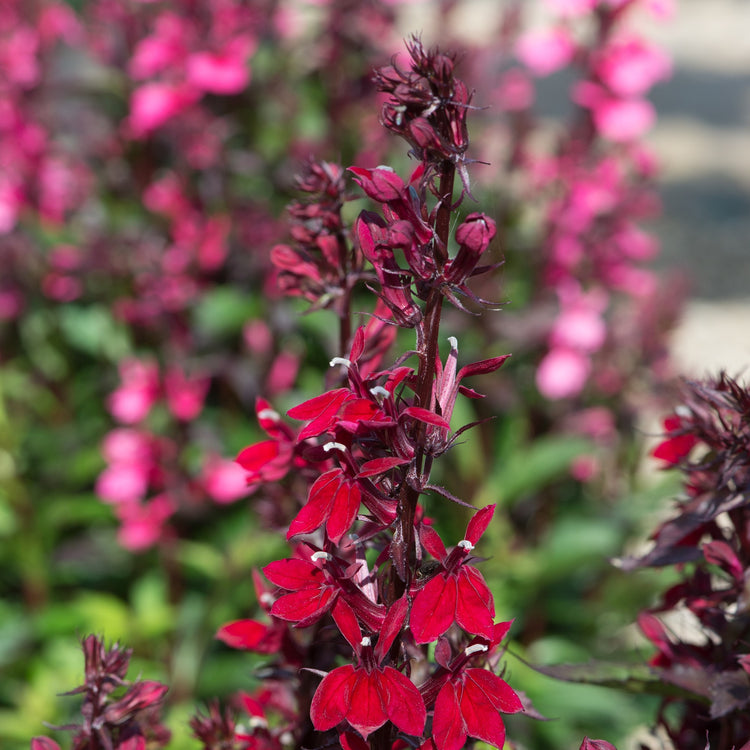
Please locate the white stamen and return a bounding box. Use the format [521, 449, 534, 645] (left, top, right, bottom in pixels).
[330, 357, 351, 369]
[457, 539, 474, 551]
[260, 592, 275, 606]
[675, 405, 691, 418]
[323, 441, 347, 453]
[448, 336, 458, 350]
[361, 636, 372, 647]
[258, 408, 280, 421]
[464, 644, 488, 657]
[311, 551, 332, 562]
[279, 731, 294, 745]
[370, 386, 389, 402]
[247, 716, 268, 730]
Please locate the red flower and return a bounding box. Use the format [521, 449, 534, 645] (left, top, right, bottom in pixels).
[410, 505, 497, 643]
[652, 415, 699, 465]
[235, 398, 297, 489]
[310, 599, 426, 740]
[433, 662, 522, 750]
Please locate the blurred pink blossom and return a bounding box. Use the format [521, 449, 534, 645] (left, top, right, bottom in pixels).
[96, 463, 149, 504]
[128, 13, 188, 79]
[595, 37, 671, 97]
[128, 82, 197, 137]
[164, 367, 210, 422]
[186, 36, 254, 95]
[495, 69, 534, 111]
[516, 28, 576, 77]
[108, 359, 160, 424]
[545, 0, 598, 17]
[203, 457, 249, 504]
[536, 347, 591, 400]
[550, 287, 608, 353]
[265, 351, 299, 397]
[116, 494, 175, 551]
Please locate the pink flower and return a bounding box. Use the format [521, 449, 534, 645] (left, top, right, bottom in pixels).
[164, 366, 210, 421]
[0, 289, 24, 320]
[107, 359, 159, 424]
[0, 178, 23, 234]
[550, 285, 608, 353]
[128, 82, 197, 138]
[596, 37, 671, 97]
[516, 28, 576, 77]
[101, 429, 152, 465]
[96, 463, 149, 504]
[494, 69, 534, 111]
[203, 457, 249, 504]
[186, 36, 254, 95]
[593, 97, 656, 142]
[544, 0, 597, 17]
[116, 494, 175, 551]
[536, 347, 591, 400]
[128, 13, 188, 79]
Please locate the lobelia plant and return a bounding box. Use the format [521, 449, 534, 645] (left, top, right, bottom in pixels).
[619, 374, 750, 750]
[31, 635, 170, 750]
[211, 37, 616, 750]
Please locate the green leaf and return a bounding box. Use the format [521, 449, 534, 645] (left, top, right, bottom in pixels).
[58, 305, 131, 361]
[481, 434, 592, 507]
[193, 288, 259, 338]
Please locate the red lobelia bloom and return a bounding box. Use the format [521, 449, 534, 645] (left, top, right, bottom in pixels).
[410, 504, 497, 643]
[310, 598, 425, 740]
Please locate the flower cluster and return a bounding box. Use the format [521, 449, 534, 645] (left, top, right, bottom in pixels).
[31, 635, 170, 750]
[622, 374, 750, 749]
[210, 37, 620, 750]
[511, 0, 674, 403]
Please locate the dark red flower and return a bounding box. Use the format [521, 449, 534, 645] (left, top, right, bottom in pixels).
[410, 505, 497, 643]
[310, 599, 426, 740]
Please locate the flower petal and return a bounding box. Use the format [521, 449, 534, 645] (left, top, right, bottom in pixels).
[433, 681, 467, 750]
[381, 666, 426, 736]
[455, 566, 495, 640]
[346, 670, 388, 738]
[311, 665, 356, 731]
[410, 573, 457, 644]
